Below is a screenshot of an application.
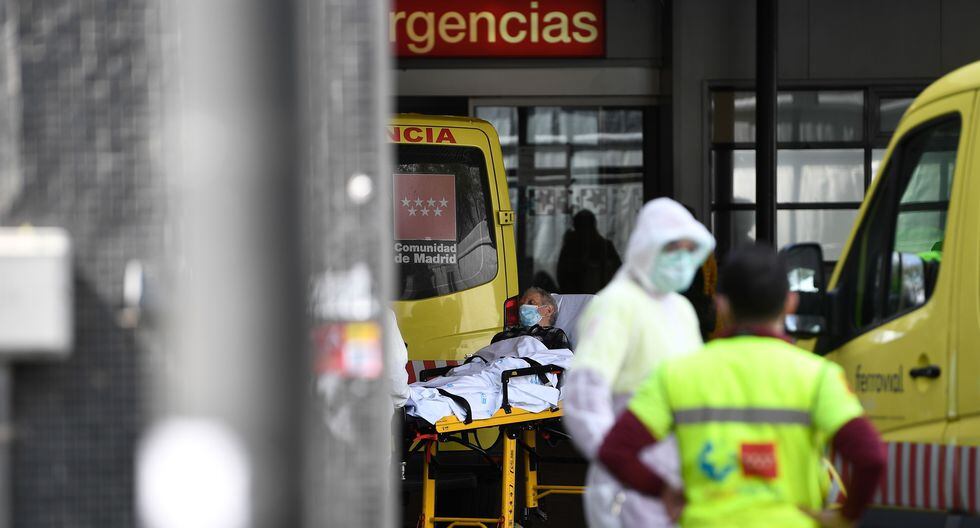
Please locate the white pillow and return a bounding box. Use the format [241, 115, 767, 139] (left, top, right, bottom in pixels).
[551, 293, 596, 349]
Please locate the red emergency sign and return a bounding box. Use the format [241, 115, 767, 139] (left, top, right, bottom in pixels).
[390, 0, 604, 58]
[388, 126, 457, 144]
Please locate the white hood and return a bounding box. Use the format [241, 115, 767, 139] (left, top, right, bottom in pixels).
[622, 198, 715, 294]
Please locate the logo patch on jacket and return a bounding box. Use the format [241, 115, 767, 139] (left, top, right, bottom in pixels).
[740, 442, 778, 479]
[697, 441, 736, 482]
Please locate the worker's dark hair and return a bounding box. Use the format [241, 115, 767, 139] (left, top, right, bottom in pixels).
[717, 243, 789, 322]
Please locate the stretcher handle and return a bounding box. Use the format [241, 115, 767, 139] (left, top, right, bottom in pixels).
[500, 364, 565, 414]
[517, 356, 552, 385]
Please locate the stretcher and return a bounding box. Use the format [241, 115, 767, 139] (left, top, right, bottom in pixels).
[409, 361, 584, 528]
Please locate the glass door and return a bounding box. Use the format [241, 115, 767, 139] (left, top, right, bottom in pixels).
[474, 104, 652, 293]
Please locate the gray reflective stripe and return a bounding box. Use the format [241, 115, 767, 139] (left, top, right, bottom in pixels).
[673, 407, 811, 425]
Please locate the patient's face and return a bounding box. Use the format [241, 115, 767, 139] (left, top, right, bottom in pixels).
[520, 291, 555, 326]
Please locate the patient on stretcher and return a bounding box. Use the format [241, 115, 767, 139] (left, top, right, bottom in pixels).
[491, 287, 570, 351]
[403, 289, 588, 425]
[406, 336, 573, 424]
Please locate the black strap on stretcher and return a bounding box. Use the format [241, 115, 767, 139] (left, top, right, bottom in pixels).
[500, 359, 565, 415]
[517, 357, 552, 384]
[419, 354, 488, 383]
[432, 357, 564, 423]
[437, 388, 474, 425]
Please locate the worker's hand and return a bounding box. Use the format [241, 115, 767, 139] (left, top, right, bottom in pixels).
[800, 507, 854, 528]
[662, 486, 685, 523]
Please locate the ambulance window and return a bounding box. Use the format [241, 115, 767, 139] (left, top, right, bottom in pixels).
[393, 144, 497, 300]
[833, 116, 959, 343]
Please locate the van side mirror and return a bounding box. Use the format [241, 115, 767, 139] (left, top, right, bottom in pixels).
[780, 243, 827, 337]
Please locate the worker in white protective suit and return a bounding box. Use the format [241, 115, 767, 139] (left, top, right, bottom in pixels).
[387, 308, 411, 410]
[563, 198, 715, 528]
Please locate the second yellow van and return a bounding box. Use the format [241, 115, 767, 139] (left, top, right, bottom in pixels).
[785, 61, 980, 522]
[389, 114, 519, 376]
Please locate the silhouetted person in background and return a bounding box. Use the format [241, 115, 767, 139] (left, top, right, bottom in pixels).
[557, 209, 622, 294]
[681, 205, 720, 340]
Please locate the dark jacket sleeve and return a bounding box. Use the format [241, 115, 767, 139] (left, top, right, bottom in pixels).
[491, 326, 523, 344]
[832, 416, 887, 520]
[597, 410, 666, 497]
[549, 328, 571, 350]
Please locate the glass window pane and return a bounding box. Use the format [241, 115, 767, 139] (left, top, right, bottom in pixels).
[569, 182, 642, 257]
[713, 209, 757, 251]
[878, 97, 914, 134]
[570, 148, 643, 169]
[886, 118, 959, 316]
[601, 109, 643, 142]
[777, 149, 864, 203]
[528, 107, 562, 144]
[476, 106, 519, 170]
[900, 150, 956, 204]
[732, 209, 757, 248]
[833, 116, 959, 331]
[394, 145, 498, 300]
[571, 149, 600, 169]
[528, 107, 602, 146]
[563, 108, 599, 145]
[716, 148, 868, 205]
[711, 91, 756, 143]
[711, 90, 865, 143]
[710, 149, 756, 204]
[871, 148, 887, 181]
[892, 135, 957, 255]
[732, 150, 757, 203]
[532, 182, 640, 293]
[777, 209, 859, 261]
[475, 106, 518, 146]
[496, 105, 646, 292]
[778, 91, 864, 142]
[895, 211, 947, 255]
[598, 108, 643, 166]
[533, 146, 567, 169]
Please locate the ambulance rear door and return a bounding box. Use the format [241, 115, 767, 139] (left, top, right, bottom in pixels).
[390, 118, 512, 361]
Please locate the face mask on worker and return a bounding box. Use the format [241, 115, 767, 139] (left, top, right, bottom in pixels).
[649, 249, 699, 293]
[519, 304, 543, 327]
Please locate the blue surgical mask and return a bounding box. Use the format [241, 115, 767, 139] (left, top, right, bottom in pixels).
[519, 304, 543, 327]
[650, 250, 699, 293]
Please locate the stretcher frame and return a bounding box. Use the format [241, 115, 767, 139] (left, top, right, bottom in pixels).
[411, 363, 585, 528]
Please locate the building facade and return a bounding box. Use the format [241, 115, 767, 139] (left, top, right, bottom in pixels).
[395, 0, 980, 286]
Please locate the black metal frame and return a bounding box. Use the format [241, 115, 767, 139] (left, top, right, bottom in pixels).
[756, 0, 778, 244]
[500, 364, 564, 414]
[708, 83, 928, 256]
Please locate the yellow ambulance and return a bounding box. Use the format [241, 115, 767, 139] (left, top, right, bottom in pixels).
[388, 114, 519, 381]
[785, 61, 980, 518]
